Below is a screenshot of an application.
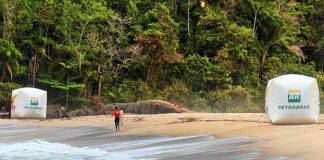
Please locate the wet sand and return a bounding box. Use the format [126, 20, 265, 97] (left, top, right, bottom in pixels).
[0, 123, 279, 159]
[1, 113, 324, 159]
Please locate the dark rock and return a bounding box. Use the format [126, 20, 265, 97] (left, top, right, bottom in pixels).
[46, 105, 62, 118]
[66, 109, 87, 117]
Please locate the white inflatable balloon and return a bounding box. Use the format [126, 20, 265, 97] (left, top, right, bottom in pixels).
[11, 87, 47, 119]
[265, 74, 320, 124]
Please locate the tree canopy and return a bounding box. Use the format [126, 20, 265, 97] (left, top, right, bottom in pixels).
[0, 0, 323, 113]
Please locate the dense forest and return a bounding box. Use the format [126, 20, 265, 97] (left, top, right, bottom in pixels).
[0, 0, 323, 113]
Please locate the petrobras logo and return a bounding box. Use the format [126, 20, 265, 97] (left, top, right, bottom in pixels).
[288, 89, 301, 103]
[25, 97, 42, 110]
[30, 97, 39, 106]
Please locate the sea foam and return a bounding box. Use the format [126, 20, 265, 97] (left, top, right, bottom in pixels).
[0, 139, 130, 160]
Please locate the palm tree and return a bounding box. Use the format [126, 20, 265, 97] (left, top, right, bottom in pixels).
[0, 39, 22, 82]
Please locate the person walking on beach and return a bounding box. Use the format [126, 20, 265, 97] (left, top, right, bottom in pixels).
[112, 107, 120, 131]
[120, 109, 124, 126]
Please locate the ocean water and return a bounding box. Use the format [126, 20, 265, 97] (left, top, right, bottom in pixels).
[0, 124, 288, 160]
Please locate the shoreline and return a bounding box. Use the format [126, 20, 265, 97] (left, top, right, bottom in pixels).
[0, 124, 269, 160]
[1, 113, 324, 159]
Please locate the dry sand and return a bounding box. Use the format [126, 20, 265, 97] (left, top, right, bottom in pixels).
[1, 113, 324, 159]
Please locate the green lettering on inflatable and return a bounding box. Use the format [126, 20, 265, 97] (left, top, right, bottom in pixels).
[288, 94, 301, 103]
[30, 97, 39, 106]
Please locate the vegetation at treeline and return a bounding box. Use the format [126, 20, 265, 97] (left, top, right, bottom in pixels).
[0, 0, 323, 113]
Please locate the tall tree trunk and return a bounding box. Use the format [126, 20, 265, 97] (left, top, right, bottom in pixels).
[77, 21, 89, 71]
[258, 52, 266, 84]
[173, 0, 178, 16]
[2, 0, 16, 40]
[252, 6, 259, 36]
[32, 54, 37, 87]
[32, 69, 36, 87]
[278, 0, 282, 15]
[146, 58, 155, 84]
[0, 69, 4, 82]
[187, 0, 190, 37]
[65, 71, 70, 116]
[46, 26, 50, 58]
[98, 64, 102, 101]
[65, 89, 69, 116]
[163, 64, 167, 86]
[2, 15, 6, 39]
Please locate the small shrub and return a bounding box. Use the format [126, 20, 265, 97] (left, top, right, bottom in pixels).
[102, 79, 158, 103]
[187, 92, 210, 112]
[315, 72, 324, 113]
[162, 81, 189, 106]
[207, 86, 260, 113]
[0, 82, 21, 110]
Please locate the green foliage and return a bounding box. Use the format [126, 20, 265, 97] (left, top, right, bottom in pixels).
[315, 72, 324, 113]
[135, 2, 179, 60]
[38, 78, 85, 91]
[0, 0, 322, 113]
[207, 86, 260, 113]
[183, 54, 231, 91]
[162, 81, 189, 105]
[103, 79, 159, 103]
[0, 82, 21, 109]
[0, 39, 22, 81]
[187, 92, 211, 112]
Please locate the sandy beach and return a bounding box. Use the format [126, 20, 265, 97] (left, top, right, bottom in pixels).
[1, 113, 324, 159]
